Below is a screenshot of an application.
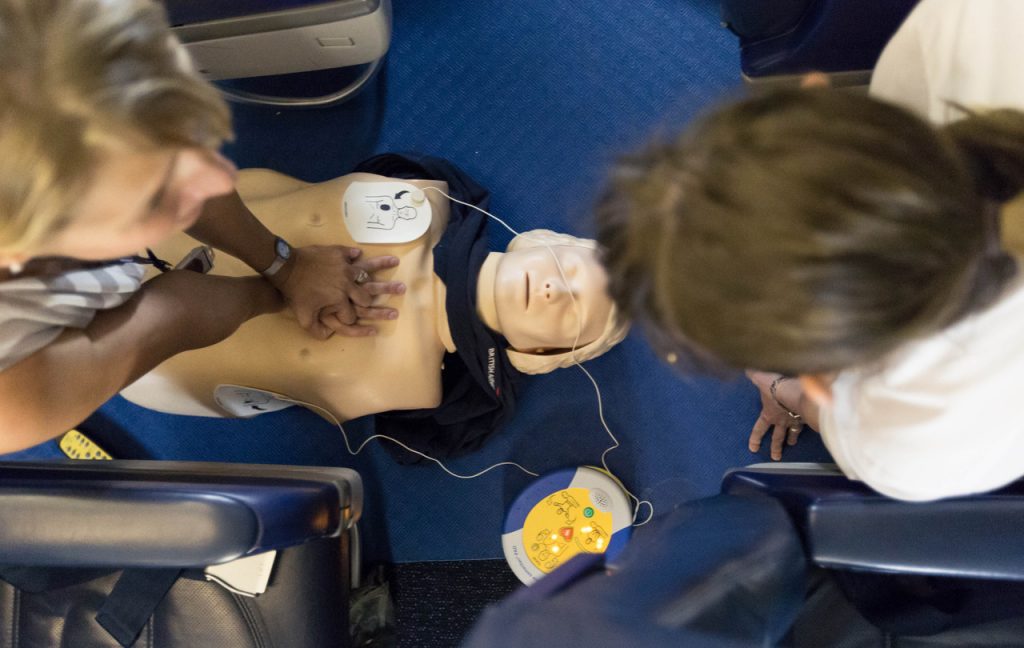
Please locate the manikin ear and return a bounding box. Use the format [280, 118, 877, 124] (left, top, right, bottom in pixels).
[798, 373, 835, 407]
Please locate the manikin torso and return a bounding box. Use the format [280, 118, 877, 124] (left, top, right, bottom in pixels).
[120, 170, 455, 421]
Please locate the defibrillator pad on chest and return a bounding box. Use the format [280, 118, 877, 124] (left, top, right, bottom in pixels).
[342, 181, 433, 244]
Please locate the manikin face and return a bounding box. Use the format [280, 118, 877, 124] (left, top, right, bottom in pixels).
[493, 245, 613, 352]
[36, 146, 236, 262]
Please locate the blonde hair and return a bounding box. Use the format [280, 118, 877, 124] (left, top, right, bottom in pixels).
[502, 229, 630, 375]
[0, 0, 232, 256]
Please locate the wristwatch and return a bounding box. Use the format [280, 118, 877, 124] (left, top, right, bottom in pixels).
[261, 237, 292, 278]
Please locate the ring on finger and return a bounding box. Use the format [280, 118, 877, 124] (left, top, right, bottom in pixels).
[788, 425, 801, 434]
[354, 269, 370, 286]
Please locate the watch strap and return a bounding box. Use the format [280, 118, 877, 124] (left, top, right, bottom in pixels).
[261, 238, 290, 278]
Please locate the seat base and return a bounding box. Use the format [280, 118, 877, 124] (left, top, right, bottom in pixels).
[0, 534, 350, 648]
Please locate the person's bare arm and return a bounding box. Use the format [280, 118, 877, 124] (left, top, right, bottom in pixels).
[746, 371, 821, 461]
[0, 270, 281, 454]
[188, 190, 404, 338]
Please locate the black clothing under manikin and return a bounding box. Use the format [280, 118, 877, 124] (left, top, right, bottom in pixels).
[353, 153, 523, 462]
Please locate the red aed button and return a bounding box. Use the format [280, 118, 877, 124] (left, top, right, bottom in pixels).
[559, 527, 574, 541]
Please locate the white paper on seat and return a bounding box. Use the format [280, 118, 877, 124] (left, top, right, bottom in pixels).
[205, 550, 277, 597]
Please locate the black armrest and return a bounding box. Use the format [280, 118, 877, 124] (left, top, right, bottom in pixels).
[720, 0, 812, 40]
[0, 460, 362, 569]
[731, 0, 920, 79]
[722, 464, 1024, 581]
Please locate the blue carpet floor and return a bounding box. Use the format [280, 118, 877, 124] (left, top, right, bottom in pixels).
[11, 0, 832, 562]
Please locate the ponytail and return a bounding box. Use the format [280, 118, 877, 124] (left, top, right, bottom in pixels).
[944, 108, 1024, 203]
[942, 108, 1024, 320]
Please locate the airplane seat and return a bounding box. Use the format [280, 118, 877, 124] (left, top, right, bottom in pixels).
[161, 0, 392, 107]
[0, 461, 362, 648]
[463, 493, 808, 647]
[720, 0, 920, 86]
[724, 463, 1024, 640]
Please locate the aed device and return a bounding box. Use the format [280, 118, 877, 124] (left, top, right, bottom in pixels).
[502, 466, 632, 585]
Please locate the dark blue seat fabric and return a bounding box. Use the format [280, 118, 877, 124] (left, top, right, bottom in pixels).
[0, 460, 359, 648]
[462, 494, 806, 647]
[721, 0, 810, 41]
[0, 460, 357, 567]
[466, 465, 1024, 645]
[722, 465, 1024, 581]
[724, 465, 1024, 637]
[722, 0, 920, 79]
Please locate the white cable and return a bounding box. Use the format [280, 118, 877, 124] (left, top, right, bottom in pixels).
[232, 187, 653, 524]
[279, 394, 540, 479]
[424, 186, 655, 526]
[425, 187, 524, 240]
[571, 359, 654, 526]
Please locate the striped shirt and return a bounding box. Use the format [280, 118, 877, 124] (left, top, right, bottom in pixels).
[0, 262, 145, 371]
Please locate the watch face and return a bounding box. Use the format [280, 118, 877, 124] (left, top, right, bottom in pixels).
[275, 238, 291, 259]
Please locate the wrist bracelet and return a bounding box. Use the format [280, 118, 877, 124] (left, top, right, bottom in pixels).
[769, 376, 802, 421]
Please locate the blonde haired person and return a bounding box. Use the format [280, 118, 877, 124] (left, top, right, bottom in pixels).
[0, 0, 403, 454]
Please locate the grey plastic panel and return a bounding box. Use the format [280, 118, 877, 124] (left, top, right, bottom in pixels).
[171, 0, 380, 42]
[0, 461, 363, 568]
[0, 489, 256, 567]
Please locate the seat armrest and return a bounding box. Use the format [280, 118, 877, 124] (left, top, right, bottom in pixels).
[723, 464, 1024, 581]
[736, 0, 919, 79]
[721, 0, 812, 40]
[0, 461, 362, 569]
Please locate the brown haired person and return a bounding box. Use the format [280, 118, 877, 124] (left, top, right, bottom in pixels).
[0, 0, 404, 454]
[597, 89, 1024, 501]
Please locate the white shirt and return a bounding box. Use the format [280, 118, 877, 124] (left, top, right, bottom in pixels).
[821, 276, 1024, 501]
[870, 0, 1024, 121]
[819, 0, 1024, 500]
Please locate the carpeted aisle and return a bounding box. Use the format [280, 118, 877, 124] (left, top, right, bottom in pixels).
[388, 560, 521, 648]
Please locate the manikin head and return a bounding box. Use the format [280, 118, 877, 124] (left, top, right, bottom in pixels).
[477, 229, 630, 375]
[0, 0, 235, 270]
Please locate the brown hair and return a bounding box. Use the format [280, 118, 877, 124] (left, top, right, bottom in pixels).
[0, 0, 232, 255]
[596, 90, 1024, 375]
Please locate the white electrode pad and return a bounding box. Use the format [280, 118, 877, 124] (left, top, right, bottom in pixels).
[342, 181, 432, 244]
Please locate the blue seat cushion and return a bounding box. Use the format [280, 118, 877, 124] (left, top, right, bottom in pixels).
[736, 0, 920, 78]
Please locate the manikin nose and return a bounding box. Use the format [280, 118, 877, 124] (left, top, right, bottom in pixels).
[541, 278, 573, 302]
